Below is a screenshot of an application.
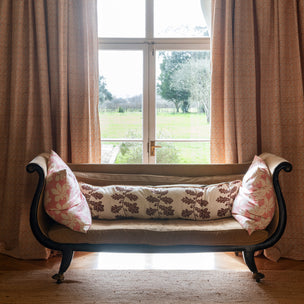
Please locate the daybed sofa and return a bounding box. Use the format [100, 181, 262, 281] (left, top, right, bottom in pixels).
[26, 152, 292, 283]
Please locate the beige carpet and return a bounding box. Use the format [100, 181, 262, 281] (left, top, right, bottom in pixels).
[1, 269, 304, 304]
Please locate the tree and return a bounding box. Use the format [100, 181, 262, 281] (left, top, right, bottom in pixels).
[157, 52, 192, 113]
[172, 57, 211, 122]
[99, 76, 113, 108]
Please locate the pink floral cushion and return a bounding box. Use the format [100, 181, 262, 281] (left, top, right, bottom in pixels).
[232, 155, 275, 235]
[79, 181, 241, 221]
[44, 151, 92, 233]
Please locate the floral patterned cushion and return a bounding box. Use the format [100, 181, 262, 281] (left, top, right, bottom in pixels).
[79, 181, 241, 221]
[44, 151, 92, 233]
[232, 155, 275, 235]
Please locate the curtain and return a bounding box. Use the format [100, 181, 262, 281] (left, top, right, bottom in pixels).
[0, 0, 101, 259]
[211, 0, 304, 260]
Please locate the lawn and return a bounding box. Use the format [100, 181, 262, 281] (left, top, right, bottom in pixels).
[99, 111, 210, 164]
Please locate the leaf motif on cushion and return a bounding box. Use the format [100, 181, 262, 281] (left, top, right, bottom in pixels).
[124, 202, 139, 214]
[181, 197, 195, 205]
[111, 193, 125, 201]
[182, 188, 207, 219]
[51, 182, 68, 202]
[82, 192, 91, 201]
[217, 207, 230, 217]
[160, 196, 173, 204]
[145, 189, 174, 217]
[80, 184, 92, 192]
[159, 205, 174, 216]
[111, 205, 123, 214]
[90, 201, 104, 212]
[110, 186, 140, 217]
[146, 208, 157, 216]
[216, 196, 230, 204]
[230, 185, 239, 200]
[181, 209, 193, 218]
[54, 171, 66, 182]
[146, 195, 160, 204]
[185, 189, 196, 196]
[195, 207, 210, 219]
[197, 199, 208, 207]
[91, 191, 103, 200]
[218, 187, 230, 194]
[125, 193, 139, 201]
[79, 184, 105, 216]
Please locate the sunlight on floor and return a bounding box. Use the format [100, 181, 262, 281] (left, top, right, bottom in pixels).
[97, 252, 216, 270]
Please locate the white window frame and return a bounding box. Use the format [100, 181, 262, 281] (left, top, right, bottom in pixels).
[98, 0, 210, 164]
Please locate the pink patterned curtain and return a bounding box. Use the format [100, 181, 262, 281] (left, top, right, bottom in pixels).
[0, 0, 101, 259]
[211, 0, 304, 260]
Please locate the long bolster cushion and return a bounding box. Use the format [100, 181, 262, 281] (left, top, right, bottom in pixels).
[79, 181, 242, 221]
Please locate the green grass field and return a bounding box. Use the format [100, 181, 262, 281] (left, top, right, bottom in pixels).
[100, 111, 210, 164]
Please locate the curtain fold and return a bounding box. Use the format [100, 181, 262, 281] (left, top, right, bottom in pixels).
[211, 0, 304, 260]
[0, 0, 101, 259]
[46, 0, 101, 163]
[211, 0, 259, 164]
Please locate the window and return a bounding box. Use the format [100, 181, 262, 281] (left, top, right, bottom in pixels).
[97, 0, 210, 164]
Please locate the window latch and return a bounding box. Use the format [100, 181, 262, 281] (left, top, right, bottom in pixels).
[150, 140, 162, 156]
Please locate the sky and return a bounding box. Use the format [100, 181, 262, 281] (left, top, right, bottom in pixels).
[97, 0, 207, 98]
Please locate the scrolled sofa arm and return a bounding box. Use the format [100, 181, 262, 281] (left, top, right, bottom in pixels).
[27, 153, 49, 177]
[255, 153, 292, 249]
[259, 152, 292, 176]
[26, 153, 55, 249]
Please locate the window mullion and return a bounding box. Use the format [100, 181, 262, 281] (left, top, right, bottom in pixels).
[147, 43, 156, 164]
[146, 0, 155, 163]
[143, 43, 150, 164]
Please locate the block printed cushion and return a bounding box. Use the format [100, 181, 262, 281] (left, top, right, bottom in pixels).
[79, 181, 242, 221]
[232, 155, 276, 235]
[44, 151, 92, 233]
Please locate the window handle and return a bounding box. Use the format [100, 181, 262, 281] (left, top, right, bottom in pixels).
[150, 140, 162, 156]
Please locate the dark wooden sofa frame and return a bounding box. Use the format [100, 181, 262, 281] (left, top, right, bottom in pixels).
[26, 153, 292, 283]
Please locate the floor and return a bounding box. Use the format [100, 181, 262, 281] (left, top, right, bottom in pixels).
[1, 251, 304, 272]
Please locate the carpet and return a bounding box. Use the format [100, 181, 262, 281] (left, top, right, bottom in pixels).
[1, 269, 304, 304]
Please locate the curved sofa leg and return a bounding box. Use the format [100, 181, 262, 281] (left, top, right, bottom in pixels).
[52, 250, 74, 284]
[242, 250, 265, 282]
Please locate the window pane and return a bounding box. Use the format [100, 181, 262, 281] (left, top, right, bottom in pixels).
[154, 0, 209, 38]
[156, 51, 211, 140]
[101, 142, 143, 164]
[97, 0, 145, 38]
[99, 50, 143, 140]
[156, 142, 210, 164]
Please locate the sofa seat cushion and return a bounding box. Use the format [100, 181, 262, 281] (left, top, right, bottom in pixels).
[47, 217, 269, 247]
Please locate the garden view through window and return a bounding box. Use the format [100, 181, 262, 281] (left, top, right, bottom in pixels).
[97, 0, 210, 164]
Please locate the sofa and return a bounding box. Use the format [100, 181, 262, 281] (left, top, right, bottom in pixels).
[26, 152, 292, 283]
